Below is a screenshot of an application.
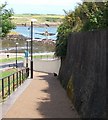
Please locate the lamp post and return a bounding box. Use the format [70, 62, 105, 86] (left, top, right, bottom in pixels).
[30, 19, 37, 78]
[16, 42, 19, 68]
[28, 27, 30, 39]
[45, 23, 49, 40]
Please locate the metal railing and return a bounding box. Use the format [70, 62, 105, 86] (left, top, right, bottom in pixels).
[0, 67, 29, 101]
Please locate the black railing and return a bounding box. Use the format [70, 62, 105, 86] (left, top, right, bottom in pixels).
[0, 67, 29, 101]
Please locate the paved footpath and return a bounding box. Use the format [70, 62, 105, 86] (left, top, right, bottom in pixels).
[3, 71, 79, 118]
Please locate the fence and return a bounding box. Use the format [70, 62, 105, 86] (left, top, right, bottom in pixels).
[0, 67, 29, 102]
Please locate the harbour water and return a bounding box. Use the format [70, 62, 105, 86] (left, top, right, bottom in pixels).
[13, 26, 57, 40]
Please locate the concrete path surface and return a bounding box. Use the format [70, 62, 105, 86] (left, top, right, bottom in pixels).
[3, 71, 79, 118]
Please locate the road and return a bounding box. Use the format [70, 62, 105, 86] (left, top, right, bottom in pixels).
[0, 61, 24, 69]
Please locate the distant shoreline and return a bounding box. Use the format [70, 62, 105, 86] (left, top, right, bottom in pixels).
[12, 14, 63, 27]
[16, 23, 60, 27]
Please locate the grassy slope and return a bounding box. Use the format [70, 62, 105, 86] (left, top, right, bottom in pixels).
[0, 68, 17, 78]
[0, 68, 17, 92]
[0, 57, 24, 63]
[0, 54, 54, 64]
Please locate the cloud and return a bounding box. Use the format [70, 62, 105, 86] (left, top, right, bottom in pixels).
[1, 0, 82, 14]
[2, 0, 82, 6]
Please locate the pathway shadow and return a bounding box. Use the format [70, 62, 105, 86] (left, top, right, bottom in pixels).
[34, 71, 79, 118]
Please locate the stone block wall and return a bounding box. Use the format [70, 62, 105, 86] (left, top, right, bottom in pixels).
[58, 29, 107, 118]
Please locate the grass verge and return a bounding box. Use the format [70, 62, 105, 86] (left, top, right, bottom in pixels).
[0, 68, 17, 78]
[0, 57, 24, 63]
[0, 54, 55, 63]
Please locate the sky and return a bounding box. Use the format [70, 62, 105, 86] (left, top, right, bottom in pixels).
[1, 0, 82, 15]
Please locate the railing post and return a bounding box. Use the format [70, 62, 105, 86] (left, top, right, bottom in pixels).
[16, 72, 18, 88]
[26, 68, 28, 78]
[22, 69, 24, 82]
[19, 71, 21, 85]
[20, 70, 22, 84]
[13, 74, 15, 91]
[27, 68, 29, 77]
[1, 67, 29, 100]
[2, 79, 4, 99]
[8, 76, 10, 95]
[24, 69, 26, 80]
[26, 68, 27, 78]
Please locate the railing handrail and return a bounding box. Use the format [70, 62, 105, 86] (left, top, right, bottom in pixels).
[0, 67, 29, 101]
[0, 67, 28, 80]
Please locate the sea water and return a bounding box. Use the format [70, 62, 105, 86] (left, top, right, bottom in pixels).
[13, 26, 57, 40]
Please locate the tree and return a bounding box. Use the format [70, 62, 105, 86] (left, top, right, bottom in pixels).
[55, 23, 69, 57]
[55, 1, 108, 57]
[0, 2, 15, 37]
[81, 2, 108, 31]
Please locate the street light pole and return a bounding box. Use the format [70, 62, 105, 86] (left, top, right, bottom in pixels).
[30, 19, 37, 78]
[16, 43, 19, 68]
[28, 27, 30, 39]
[45, 23, 49, 40]
[31, 21, 33, 78]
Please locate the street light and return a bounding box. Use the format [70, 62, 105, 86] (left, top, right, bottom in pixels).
[45, 23, 49, 40]
[28, 27, 30, 39]
[30, 19, 37, 78]
[16, 42, 19, 68]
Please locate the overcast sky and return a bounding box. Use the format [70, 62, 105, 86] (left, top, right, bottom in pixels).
[1, 0, 82, 15]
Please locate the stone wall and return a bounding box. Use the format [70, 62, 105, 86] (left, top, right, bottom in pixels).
[58, 29, 107, 118]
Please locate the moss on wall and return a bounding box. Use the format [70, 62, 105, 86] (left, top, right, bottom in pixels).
[66, 75, 75, 104]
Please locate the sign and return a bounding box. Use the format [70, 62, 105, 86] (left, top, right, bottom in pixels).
[24, 50, 29, 58]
